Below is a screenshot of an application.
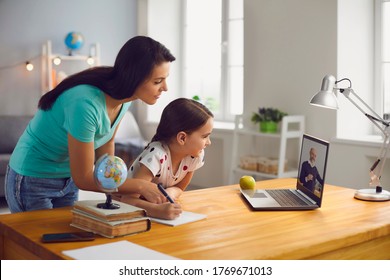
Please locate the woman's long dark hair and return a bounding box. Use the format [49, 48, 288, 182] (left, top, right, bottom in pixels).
[151, 98, 214, 143]
[38, 36, 175, 110]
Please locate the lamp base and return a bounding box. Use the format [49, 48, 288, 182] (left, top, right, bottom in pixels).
[354, 188, 390, 201]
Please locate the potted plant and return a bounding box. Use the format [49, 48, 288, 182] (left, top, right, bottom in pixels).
[251, 107, 288, 133]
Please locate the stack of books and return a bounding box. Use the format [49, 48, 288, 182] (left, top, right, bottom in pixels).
[71, 200, 151, 238]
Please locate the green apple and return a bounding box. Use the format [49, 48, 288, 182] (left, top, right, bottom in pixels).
[239, 175, 256, 190]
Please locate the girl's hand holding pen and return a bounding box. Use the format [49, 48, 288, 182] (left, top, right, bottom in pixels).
[143, 184, 182, 220]
[157, 183, 175, 203]
[160, 203, 182, 220]
[157, 184, 182, 219]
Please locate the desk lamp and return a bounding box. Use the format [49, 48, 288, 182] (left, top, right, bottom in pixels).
[310, 74, 390, 201]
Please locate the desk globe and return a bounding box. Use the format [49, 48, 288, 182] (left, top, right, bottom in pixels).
[64, 32, 84, 55]
[94, 154, 127, 209]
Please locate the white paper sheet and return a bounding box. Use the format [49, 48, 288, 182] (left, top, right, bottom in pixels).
[150, 211, 206, 226]
[62, 240, 178, 260]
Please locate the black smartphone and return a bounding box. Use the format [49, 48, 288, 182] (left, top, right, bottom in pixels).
[41, 231, 95, 243]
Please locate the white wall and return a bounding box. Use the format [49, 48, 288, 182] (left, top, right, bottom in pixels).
[205, 0, 339, 188]
[244, 0, 338, 139]
[192, 0, 390, 191]
[0, 0, 138, 116]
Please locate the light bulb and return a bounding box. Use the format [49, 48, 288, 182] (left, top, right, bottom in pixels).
[26, 62, 34, 71]
[86, 56, 95, 66]
[53, 57, 61, 65]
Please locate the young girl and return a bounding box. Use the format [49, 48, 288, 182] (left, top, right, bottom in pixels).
[116, 98, 214, 220]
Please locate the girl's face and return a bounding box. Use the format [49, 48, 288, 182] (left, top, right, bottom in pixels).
[131, 61, 171, 104]
[183, 117, 214, 157]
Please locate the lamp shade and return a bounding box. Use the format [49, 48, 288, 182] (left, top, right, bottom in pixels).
[310, 75, 339, 109]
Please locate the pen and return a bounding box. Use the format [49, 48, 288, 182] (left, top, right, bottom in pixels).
[157, 183, 174, 203]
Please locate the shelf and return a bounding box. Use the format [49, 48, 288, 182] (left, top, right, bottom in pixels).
[235, 129, 303, 139]
[233, 167, 298, 179]
[51, 55, 92, 61]
[229, 115, 305, 184]
[236, 129, 281, 138]
[41, 40, 100, 94]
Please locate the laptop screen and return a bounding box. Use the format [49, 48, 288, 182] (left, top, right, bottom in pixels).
[296, 134, 330, 207]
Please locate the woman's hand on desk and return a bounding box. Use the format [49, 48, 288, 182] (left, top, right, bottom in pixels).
[138, 181, 166, 204]
[165, 187, 183, 202]
[119, 179, 165, 204]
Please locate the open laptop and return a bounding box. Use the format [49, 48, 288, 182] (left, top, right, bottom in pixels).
[240, 134, 330, 210]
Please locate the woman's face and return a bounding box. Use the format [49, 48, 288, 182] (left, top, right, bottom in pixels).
[131, 61, 171, 105]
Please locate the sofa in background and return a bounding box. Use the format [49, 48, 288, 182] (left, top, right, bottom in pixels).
[0, 115, 33, 197]
[0, 111, 146, 198]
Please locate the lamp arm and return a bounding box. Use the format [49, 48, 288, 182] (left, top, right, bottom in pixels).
[375, 133, 390, 180]
[339, 88, 390, 187]
[339, 88, 388, 133]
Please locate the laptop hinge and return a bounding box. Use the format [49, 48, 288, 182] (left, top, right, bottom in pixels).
[296, 190, 316, 204]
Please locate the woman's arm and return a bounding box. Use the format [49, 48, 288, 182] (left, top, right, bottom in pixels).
[116, 163, 183, 219]
[124, 163, 174, 203]
[128, 163, 194, 201]
[68, 134, 165, 203]
[165, 172, 194, 200]
[68, 134, 97, 191]
[95, 130, 117, 159]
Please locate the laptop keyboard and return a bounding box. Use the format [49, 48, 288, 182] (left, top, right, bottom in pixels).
[267, 189, 312, 206]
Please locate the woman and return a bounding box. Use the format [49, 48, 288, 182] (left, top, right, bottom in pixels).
[5, 36, 175, 213]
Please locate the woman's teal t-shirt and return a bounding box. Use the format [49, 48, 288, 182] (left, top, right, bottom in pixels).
[9, 85, 131, 178]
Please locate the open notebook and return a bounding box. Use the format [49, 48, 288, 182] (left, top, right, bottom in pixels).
[240, 134, 329, 210]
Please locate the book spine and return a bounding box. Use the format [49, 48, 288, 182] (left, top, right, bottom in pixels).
[71, 215, 151, 238]
[73, 206, 147, 221]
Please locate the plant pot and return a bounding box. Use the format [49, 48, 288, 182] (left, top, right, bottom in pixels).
[260, 121, 278, 133]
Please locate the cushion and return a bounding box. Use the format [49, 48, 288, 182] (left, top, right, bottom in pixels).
[0, 116, 32, 153]
[0, 154, 11, 176]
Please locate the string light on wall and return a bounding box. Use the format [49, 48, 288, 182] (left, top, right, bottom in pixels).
[0, 55, 40, 72]
[52, 56, 61, 65]
[25, 61, 34, 71]
[86, 56, 95, 66]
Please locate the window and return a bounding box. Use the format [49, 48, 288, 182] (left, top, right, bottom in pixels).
[183, 0, 243, 121]
[375, 0, 390, 118]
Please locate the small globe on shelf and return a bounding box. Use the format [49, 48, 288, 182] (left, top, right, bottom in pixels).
[64, 31, 84, 55]
[94, 154, 128, 209]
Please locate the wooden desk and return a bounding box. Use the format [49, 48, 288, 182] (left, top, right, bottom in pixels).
[1, 178, 389, 260]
